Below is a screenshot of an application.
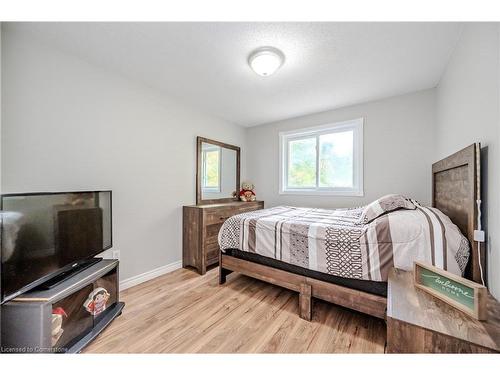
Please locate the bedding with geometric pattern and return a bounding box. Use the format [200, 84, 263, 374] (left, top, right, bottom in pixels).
[218, 201, 470, 282]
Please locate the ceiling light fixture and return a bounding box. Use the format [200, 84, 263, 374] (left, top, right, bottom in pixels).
[248, 47, 285, 77]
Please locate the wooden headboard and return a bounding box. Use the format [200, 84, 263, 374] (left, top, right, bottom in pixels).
[432, 143, 483, 283]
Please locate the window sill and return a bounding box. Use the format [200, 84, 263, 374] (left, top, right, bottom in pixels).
[279, 189, 364, 197]
[202, 188, 221, 193]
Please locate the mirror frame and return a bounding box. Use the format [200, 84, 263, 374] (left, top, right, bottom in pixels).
[196, 136, 240, 205]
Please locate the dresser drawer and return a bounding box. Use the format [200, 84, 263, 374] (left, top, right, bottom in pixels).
[204, 209, 236, 225]
[235, 202, 264, 212]
[205, 242, 220, 265]
[204, 202, 263, 225]
[205, 223, 222, 242]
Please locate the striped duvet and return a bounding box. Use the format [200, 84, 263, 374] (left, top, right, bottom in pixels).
[218, 204, 470, 282]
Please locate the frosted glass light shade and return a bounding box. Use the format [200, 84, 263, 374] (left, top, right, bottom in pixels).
[248, 47, 285, 76]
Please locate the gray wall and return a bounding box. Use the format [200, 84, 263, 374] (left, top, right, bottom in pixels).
[246, 89, 436, 209]
[435, 23, 500, 299]
[1, 30, 246, 281]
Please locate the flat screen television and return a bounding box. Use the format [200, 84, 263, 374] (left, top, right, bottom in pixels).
[1, 191, 112, 303]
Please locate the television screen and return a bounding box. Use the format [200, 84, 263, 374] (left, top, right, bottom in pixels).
[1, 191, 112, 302]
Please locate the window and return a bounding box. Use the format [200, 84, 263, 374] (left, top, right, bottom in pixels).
[279, 118, 363, 196]
[202, 146, 221, 192]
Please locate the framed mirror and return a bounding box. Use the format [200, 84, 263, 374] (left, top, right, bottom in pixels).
[196, 136, 240, 205]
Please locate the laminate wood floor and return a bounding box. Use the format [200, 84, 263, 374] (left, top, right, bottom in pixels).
[83, 267, 387, 353]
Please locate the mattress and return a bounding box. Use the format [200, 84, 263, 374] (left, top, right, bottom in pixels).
[218, 204, 470, 282]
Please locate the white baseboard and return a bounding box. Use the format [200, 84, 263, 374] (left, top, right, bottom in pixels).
[120, 260, 182, 291]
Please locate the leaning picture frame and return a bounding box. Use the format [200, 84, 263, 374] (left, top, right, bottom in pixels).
[414, 261, 487, 320]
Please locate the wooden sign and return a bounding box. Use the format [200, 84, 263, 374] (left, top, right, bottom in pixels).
[414, 261, 487, 320]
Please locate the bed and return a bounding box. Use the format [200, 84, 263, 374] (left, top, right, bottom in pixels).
[218, 143, 484, 320]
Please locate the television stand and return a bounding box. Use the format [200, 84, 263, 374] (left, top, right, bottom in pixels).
[1, 259, 124, 353]
[39, 258, 103, 290]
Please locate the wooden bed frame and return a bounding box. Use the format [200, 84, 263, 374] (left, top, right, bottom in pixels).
[219, 143, 483, 321]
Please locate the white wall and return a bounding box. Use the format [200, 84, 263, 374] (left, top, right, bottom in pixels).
[1, 30, 246, 282]
[246, 89, 436, 209]
[435, 23, 500, 299]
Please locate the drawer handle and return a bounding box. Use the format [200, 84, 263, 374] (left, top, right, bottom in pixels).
[219, 216, 228, 221]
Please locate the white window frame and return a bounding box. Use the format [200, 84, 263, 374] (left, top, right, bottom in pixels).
[202, 146, 222, 193]
[279, 118, 364, 196]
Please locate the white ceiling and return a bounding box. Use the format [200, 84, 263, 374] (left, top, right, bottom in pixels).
[5, 22, 462, 127]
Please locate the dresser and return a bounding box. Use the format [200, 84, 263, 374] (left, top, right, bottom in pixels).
[183, 200, 264, 274]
